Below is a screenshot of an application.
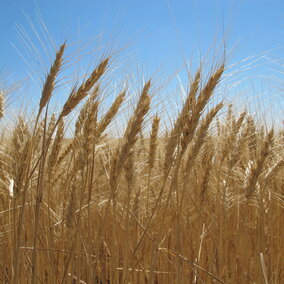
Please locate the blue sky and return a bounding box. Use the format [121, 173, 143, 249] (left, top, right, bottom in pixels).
[0, 0, 283, 125]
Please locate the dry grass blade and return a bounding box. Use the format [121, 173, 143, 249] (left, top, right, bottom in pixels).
[159, 248, 225, 283]
[259, 253, 269, 284]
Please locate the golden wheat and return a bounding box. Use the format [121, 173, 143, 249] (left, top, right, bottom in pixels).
[0, 43, 283, 284]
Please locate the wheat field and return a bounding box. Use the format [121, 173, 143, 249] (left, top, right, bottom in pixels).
[0, 43, 283, 283]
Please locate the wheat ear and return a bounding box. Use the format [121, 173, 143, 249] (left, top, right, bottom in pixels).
[59, 58, 109, 118]
[39, 42, 66, 115]
[0, 91, 4, 119]
[97, 90, 126, 137]
[110, 81, 151, 190]
[245, 129, 274, 197]
[185, 102, 223, 175]
[164, 70, 200, 172]
[47, 118, 64, 176]
[148, 114, 160, 171]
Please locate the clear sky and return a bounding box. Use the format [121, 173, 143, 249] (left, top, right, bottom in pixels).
[0, 0, 283, 125]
